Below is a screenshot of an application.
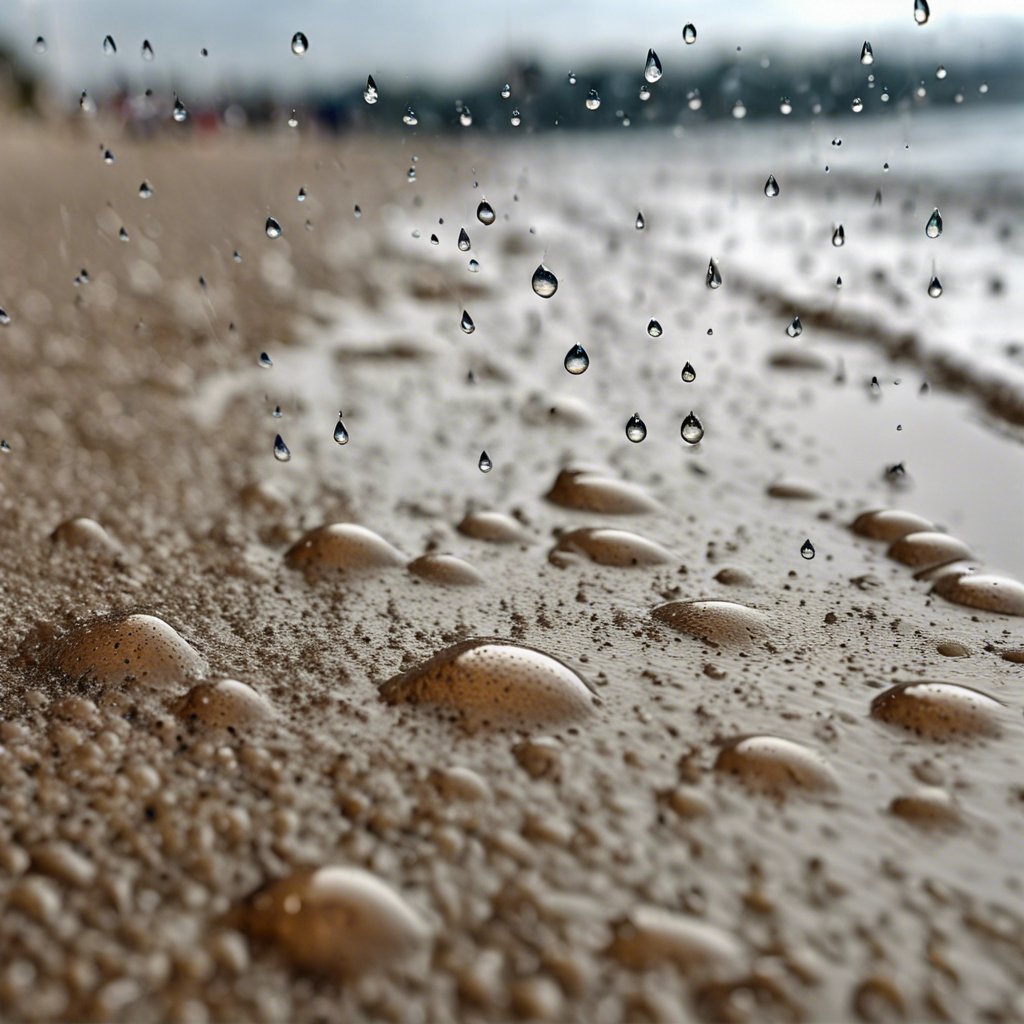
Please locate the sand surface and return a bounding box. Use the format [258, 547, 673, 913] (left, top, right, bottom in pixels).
[0, 118, 1023, 1022]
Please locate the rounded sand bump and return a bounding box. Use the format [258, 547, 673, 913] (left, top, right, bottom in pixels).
[548, 528, 671, 568]
[766, 479, 822, 500]
[177, 679, 273, 729]
[407, 553, 485, 586]
[285, 523, 405, 576]
[652, 600, 768, 646]
[545, 467, 659, 515]
[380, 639, 595, 729]
[888, 787, 962, 828]
[870, 682, 1003, 739]
[931, 571, 1024, 617]
[887, 531, 971, 570]
[609, 906, 744, 977]
[242, 866, 431, 977]
[851, 509, 935, 541]
[457, 511, 532, 544]
[714, 736, 838, 797]
[49, 517, 118, 552]
[52, 613, 206, 690]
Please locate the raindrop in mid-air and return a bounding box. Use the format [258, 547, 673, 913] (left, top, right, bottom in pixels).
[625, 414, 648, 443]
[476, 200, 495, 225]
[681, 362, 696, 382]
[647, 319, 663, 338]
[500, 83, 511, 99]
[458, 228, 471, 251]
[585, 89, 601, 111]
[531, 264, 558, 298]
[644, 49, 663, 83]
[102, 35, 117, 55]
[139, 181, 153, 199]
[764, 174, 780, 198]
[914, 0, 930, 25]
[635, 211, 645, 230]
[926, 208, 943, 238]
[680, 412, 704, 445]
[928, 275, 943, 298]
[860, 41, 874, 65]
[564, 344, 589, 375]
[786, 315, 803, 338]
[832, 224, 846, 247]
[172, 97, 188, 123]
[478, 450, 493, 473]
[801, 539, 816, 560]
[403, 107, 418, 126]
[273, 435, 291, 462]
[364, 76, 378, 104]
[333, 417, 349, 445]
[291, 32, 308, 55]
[706, 259, 722, 289]
[141, 40, 154, 60]
[683, 23, 697, 44]
[33, 36, 47, 54]
[460, 310, 475, 334]
[258, 352, 273, 368]
[265, 217, 282, 239]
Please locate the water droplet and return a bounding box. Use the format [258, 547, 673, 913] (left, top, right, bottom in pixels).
[647, 318, 663, 337]
[928, 275, 943, 298]
[460, 310, 475, 334]
[687, 89, 702, 110]
[118, 226, 129, 242]
[831, 224, 845, 247]
[353, 204, 362, 219]
[860, 40, 874, 64]
[272, 405, 281, 417]
[932, 571, 1024, 616]
[926, 207, 943, 238]
[468, 258, 479, 272]
[457, 105, 473, 127]
[567, 71, 577, 85]
[333, 417, 349, 445]
[406, 166, 416, 182]
[705, 258, 722, 289]
[0, 440, 10, 453]
[457, 228, 471, 251]
[785, 315, 803, 338]
[549, 528, 670, 568]
[500, 82, 511, 99]
[102, 34, 117, 56]
[644, 49, 663, 83]
[380, 639, 595, 729]
[429, 233, 439, 245]
[138, 180, 154, 199]
[33, 36, 47, 54]
[172, 97, 188, 123]
[363, 75, 378, 104]
[652, 600, 767, 646]
[764, 174, 780, 198]
[914, 0, 930, 25]
[290, 31, 308, 56]
[102, 149, 115, 164]
[458, 511, 532, 544]
[681, 362, 696, 382]
[635, 211, 646, 230]
[546, 466, 659, 514]
[265, 217, 282, 239]
[851, 97, 864, 113]
[610, 907, 742, 974]
[887, 531, 971, 570]
[286, 523, 406, 576]
[531, 264, 558, 298]
[585, 88, 601, 111]
[295, 187, 308, 204]
[477, 450, 492, 473]
[232, 250, 242, 263]
[779, 96, 793, 115]
[178, 679, 273, 730]
[680, 411, 704, 444]
[871, 681, 1001, 739]
[476, 200, 495, 225]
[639, 85, 651, 102]
[49, 517, 118, 552]
[682, 23, 697, 44]
[141, 39, 154, 60]
[716, 736, 837, 797]
[564, 344, 589, 374]
[731, 99, 747, 119]
[273, 434, 291, 462]
[402, 106, 418, 126]
[800, 538, 815, 560]
[625, 413, 647, 443]
[0, 308, 10, 326]
[935, 64, 947, 79]
[510, 109, 521, 127]
[200, 47, 208, 57]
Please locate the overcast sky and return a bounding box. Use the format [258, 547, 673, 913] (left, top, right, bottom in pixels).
[2, 0, 1021, 95]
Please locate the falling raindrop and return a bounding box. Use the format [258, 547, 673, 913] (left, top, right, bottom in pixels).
[290, 32, 308, 56]
[914, 0, 930, 25]
[459, 107, 473, 127]
[681, 362, 696, 382]
[706, 258, 722, 289]
[478, 450, 493, 473]
[625, 413, 648, 443]
[764, 174, 780, 198]
[870, 376, 881, 395]
[731, 99, 747, 119]
[683, 23, 697, 44]
[851, 97, 864, 113]
[786, 315, 803, 337]
[141, 39, 154, 60]
[644, 49, 663, 83]
[172, 97, 188, 123]
[500, 82, 511, 99]
[265, 217, 282, 239]
[287, 110, 299, 127]
[639, 85, 651, 102]
[273, 435, 291, 462]
[476, 200, 495, 225]
[531, 264, 558, 298]
[832, 224, 845, 247]
[138, 181, 153, 199]
[647, 319, 663, 338]
[297, 186, 307, 202]
[0, 308, 10, 326]
[429, 233, 439, 245]
[681, 412, 704, 444]
[333, 416, 349, 445]
[567, 71, 577, 85]
[460, 310, 475, 334]
[403, 107, 418, 126]
[836, 276, 843, 289]
[585, 89, 601, 111]
[103, 149, 115, 164]
[779, 97, 793, 115]
[258, 352, 273, 368]
[468, 259, 479, 272]
[635, 211, 646, 230]
[564, 344, 589, 374]
[272, 405, 281, 418]
[0, 440, 10, 453]
[200, 47, 208, 57]
[928, 275, 943, 298]
[363, 75, 379, 104]
[118, 227, 129, 242]
[510, 109, 521, 127]
[353, 204, 362, 218]
[860, 41, 874, 65]
[102, 35, 117, 56]
[800, 539, 816, 560]
[233, 250, 242, 263]
[407, 167, 416, 182]
[935, 65, 947, 80]
[33, 36, 47, 54]
[926, 208, 943, 238]
[687, 89, 702, 110]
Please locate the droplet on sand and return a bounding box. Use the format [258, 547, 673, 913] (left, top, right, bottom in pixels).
[870, 682, 1003, 739]
[285, 524, 406, 576]
[407, 554, 485, 586]
[887, 531, 971, 570]
[457, 511, 533, 544]
[931, 571, 1024, 616]
[546, 467, 659, 514]
[549, 528, 671, 568]
[651, 600, 768, 646]
[177, 679, 273, 729]
[715, 736, 838, 797]
[850, 509, 934, 541]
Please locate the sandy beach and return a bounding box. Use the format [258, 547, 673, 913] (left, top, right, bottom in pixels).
[0, 113, 1022, 1021]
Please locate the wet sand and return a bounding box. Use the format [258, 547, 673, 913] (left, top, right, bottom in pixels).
[0, 119, 1023, 1022]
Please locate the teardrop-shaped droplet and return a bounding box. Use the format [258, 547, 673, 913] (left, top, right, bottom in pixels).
[402, 106, 418, 126]
[706, 258, 722, 289]
[172, 97, 188, 123]
[258, 352, 273, 368]
[460, 310, 475, 334]
[681, 362, 696, 383]
[476, 200, 495, 225]
[564, 344, 589, 374]
[914, 0, 930, 25]
[585, 89, 601, 111]
[457, 228, 471, 251]
[510, 109, 521, 127]
[532, 264, 558, 298]
[779, 96, 793, 115]
[500, 82, 511, 99]
[478, 450, 493, 473]
[265, 217, 282, 239]
[764, 174, 780, 198]
[333, 418, 349, 445]
[928, 275, 943, 298]
[644, 49, 663, 83]
[118, 226, 129, 242]
[681, 411, 704, 444]
[625, 413, 647, 443]
[103, 149, 115, 164]
[33, 36, 47, 54]
[647, 319, 662, 338]
[363, 75, 378, 103]
[935, 65, 947, 79]
[102, 34, 117, 56]
[687, 89, 702, 110]
[0, 308, 11, 326]
[851, 97, 864, 113]
[635, 211, 645, 230]
[273, 434, 291, 462]
[732, 99, 747, 119]
[138, 180, 153, 199]
[800, 538, 815, 560]
[786, 315, 803, 338]
[926, 208, 942, 238]
[291, 31, 308, 55]
[836, 275, 843, 289]
[832, 224, 845, 247]
[297, 186, 307, 202]
[639, 85, 651, 102]
[141, 40, 154, 61]
[567, 71, 577, 85]
[233, 250, 242, 263]
[860, 41, 874, 65]
[468, 258, 479, 272]
[683, 23, 697, 44]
